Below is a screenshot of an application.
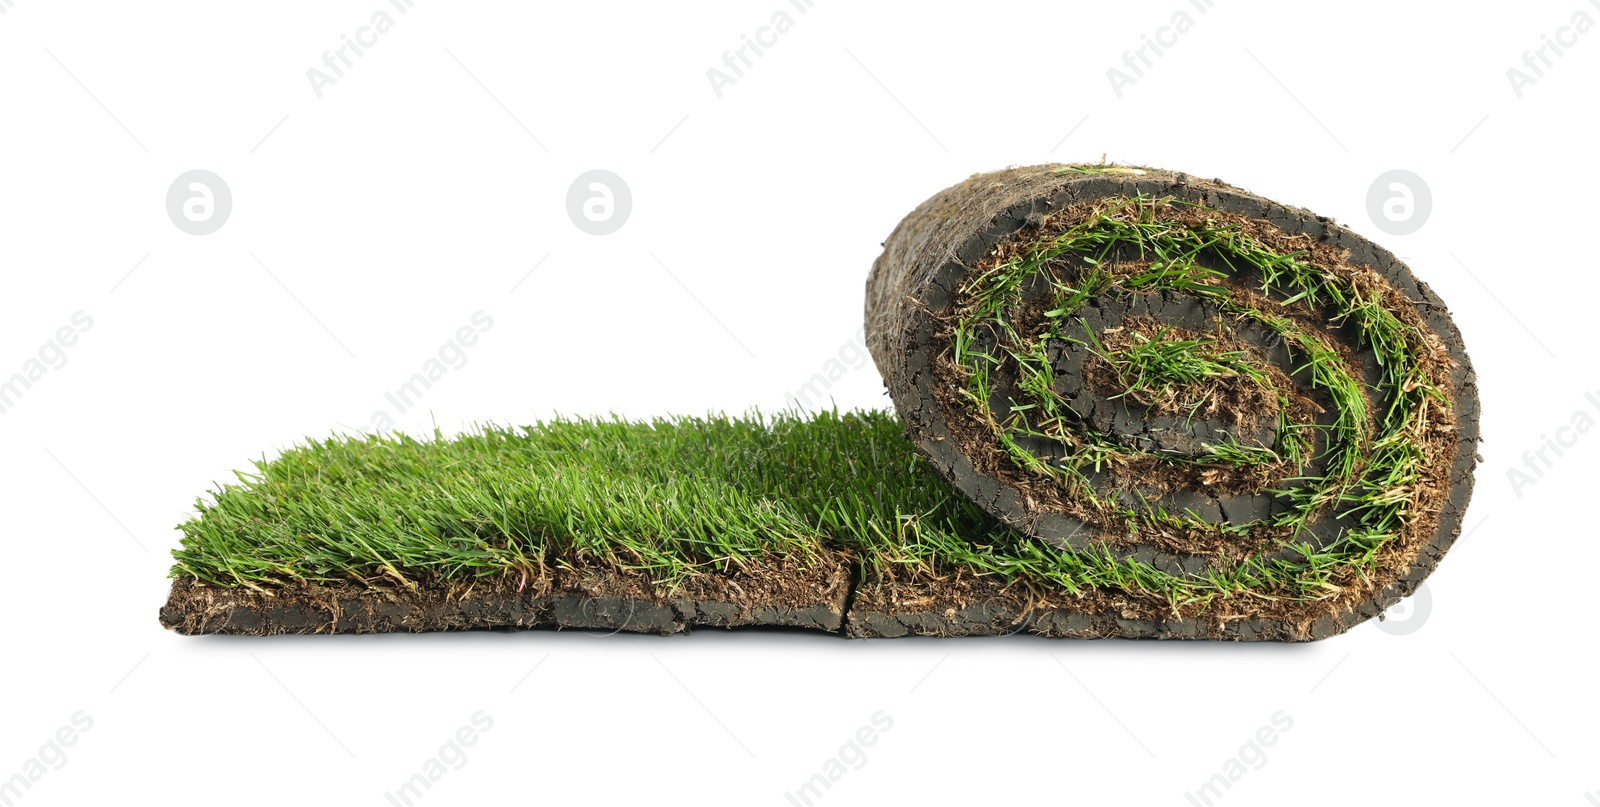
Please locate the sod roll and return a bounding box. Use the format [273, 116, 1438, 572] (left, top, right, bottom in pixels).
[864, 165, 1479, 636]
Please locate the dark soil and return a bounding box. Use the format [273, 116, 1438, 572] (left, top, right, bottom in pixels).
[844, 576, 1372, 641]
[161, 555, 852, 636]
[160, 558, 1378, 641]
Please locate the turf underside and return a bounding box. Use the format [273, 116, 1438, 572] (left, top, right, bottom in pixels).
[170, 409, 1354, 611]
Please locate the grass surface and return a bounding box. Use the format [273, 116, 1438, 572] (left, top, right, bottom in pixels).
[174, 408, 1362, 610]
[171, 410, 1056, 592]
[169, 405, 1425, 612]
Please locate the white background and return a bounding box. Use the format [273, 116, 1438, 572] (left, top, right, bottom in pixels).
[1, 1, 1594, 804]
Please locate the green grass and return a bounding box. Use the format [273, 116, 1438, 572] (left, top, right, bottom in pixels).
[169, 408, 1380, 611]
[941, 193, 1443, 599]
[1078, 323, 1270, 411]
[170, 410, 1008, 592]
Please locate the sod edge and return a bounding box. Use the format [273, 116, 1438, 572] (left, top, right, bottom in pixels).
[159, 565, 1385, 640]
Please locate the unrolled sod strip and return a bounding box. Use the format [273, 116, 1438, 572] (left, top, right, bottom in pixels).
[859, 164, 1480, 639]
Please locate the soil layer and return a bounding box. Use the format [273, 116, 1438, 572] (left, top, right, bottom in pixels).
[161, 559, 1388, 641]
[161, 556, 852, 636]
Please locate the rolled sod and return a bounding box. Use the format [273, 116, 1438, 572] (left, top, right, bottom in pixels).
[862, 164, 1480, 638]
[160, 164, 1479, 641]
